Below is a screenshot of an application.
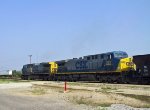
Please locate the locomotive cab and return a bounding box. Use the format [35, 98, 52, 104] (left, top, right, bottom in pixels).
[21, 64, 34, 80]
[112, 51, 136, 72]
[22, 64, 34, 75]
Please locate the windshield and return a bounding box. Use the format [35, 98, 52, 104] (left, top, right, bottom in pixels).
[114, 52, 128, 58]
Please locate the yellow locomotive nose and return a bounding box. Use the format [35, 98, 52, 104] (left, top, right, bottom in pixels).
[117, 57, 136, 72]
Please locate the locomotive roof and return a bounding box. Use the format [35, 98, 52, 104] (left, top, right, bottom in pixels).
[84, 51, 127, 57]
[54, 51, 128, 62]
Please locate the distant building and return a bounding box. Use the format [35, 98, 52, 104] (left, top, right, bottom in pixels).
[0, 70, 13, 76]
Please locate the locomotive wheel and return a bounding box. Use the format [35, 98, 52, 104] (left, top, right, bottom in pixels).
[107, 77, 112, 83]
[116, 77, 123, 84]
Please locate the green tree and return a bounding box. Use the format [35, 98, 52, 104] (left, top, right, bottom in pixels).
[12, 70, 22, 78]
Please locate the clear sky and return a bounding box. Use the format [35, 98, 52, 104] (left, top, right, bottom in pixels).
[0, 0, 150, 70]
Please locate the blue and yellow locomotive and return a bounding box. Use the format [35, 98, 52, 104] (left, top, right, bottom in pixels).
[57, 51, 135, 73]
[22, 51, 138, 83]
[54, 51, 136, 82]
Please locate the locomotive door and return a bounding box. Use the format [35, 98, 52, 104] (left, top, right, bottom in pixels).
[106, 54, 113, 71]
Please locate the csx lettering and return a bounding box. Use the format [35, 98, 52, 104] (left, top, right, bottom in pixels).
[75, 61, 87, 69]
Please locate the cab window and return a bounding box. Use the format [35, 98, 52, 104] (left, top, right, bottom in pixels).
[107, 54, 112, 60]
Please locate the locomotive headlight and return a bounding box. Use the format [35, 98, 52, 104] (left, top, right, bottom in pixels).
[126, 62, 129, 66]
[126, 62, 133, 66]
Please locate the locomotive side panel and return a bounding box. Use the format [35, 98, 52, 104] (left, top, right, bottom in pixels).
[32, 63, 50, 74]
[56, 51, 129, 73]
[64, 59, 88, 72]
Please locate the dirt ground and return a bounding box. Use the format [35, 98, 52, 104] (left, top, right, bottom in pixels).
[0, 81, 150, 110]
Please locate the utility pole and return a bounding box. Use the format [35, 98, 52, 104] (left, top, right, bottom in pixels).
[28, 55, 32, 64]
